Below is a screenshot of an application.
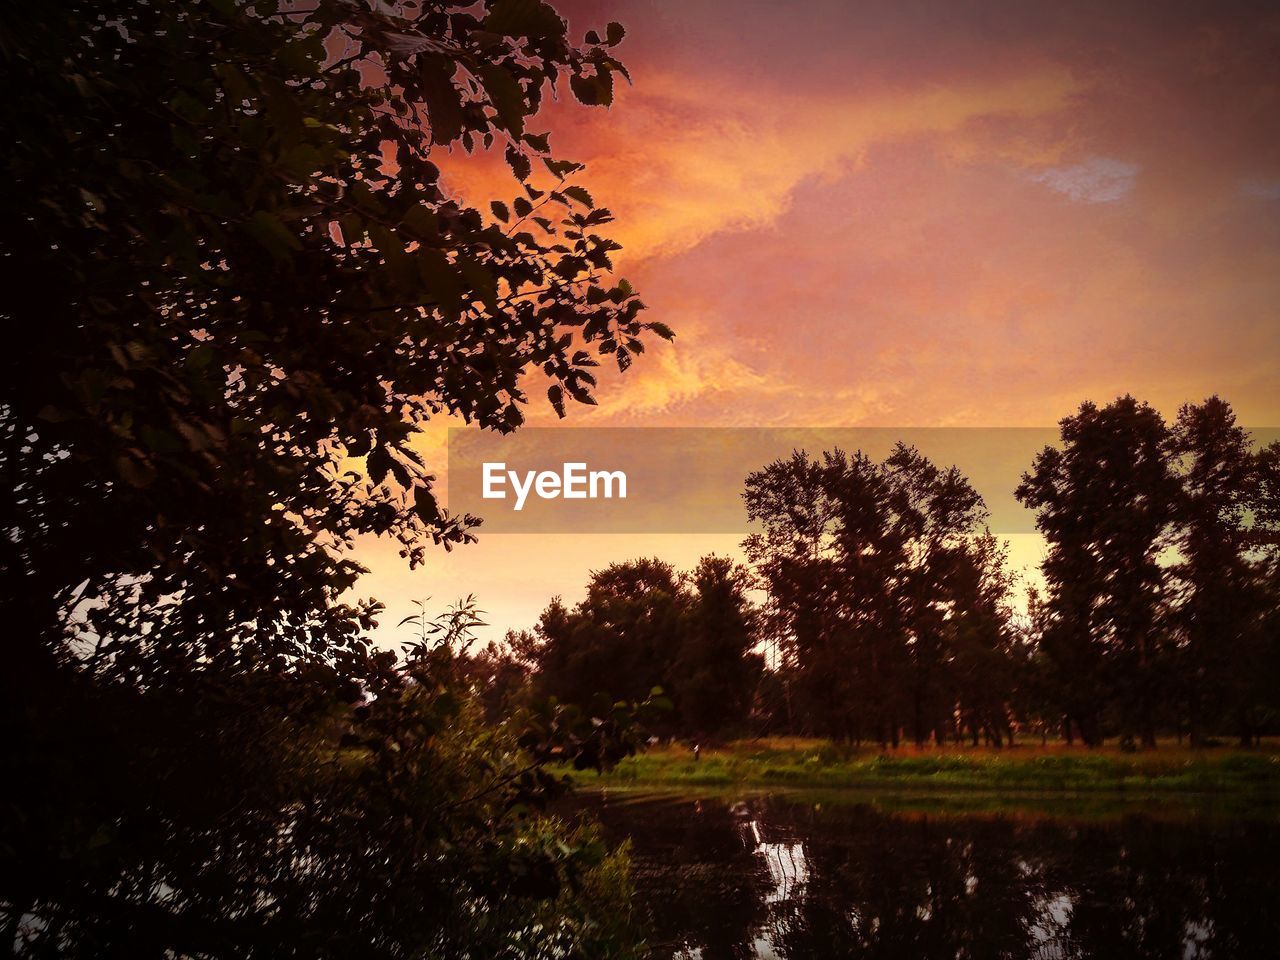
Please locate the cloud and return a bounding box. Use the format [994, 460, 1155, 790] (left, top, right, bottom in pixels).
[438, 64, 1082, 265]
[571, 67, 1082, 261]
[1240, 179, 1280, 201]
[1031, 156, 1140, 203]
[595, 340, 775, 418]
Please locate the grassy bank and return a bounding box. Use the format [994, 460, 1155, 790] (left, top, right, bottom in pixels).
[560, 738, 1280, 798]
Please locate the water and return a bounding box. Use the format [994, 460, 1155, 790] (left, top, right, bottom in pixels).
[573, 791, 1280, 959]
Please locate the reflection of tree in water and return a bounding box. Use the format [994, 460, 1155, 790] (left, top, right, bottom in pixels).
[587, 795, 774, 958]
[582, 796, 1280, 959]
[761, 803, 1044, 959]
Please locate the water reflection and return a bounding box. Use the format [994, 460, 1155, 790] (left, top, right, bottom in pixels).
[577, 793, 1280, 959]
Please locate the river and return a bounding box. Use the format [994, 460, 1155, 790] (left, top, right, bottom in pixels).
[572, 790, 1280, 959]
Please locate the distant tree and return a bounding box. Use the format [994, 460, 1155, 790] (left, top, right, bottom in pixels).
[450, 636, 531, 722]
[744, 445, 1012, 747]
[1224, 439, 1280, 743]
[744, 449, 892, 742]
[674, 556, 764, 738]
[885, 445, 1015, 747]
[1166, 397, 1262, 744]
[944, 532, 1021, 747]
[530, 559, 689, 713]
[525, 557, 763, 738]
[1017, 396, 1180, 747]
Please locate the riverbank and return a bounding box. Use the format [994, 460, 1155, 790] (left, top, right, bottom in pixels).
[559, 738, 1280, 798]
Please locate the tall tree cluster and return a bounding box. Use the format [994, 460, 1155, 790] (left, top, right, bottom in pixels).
[742, 444, 1018, 748]
[1020, 395, 1280, 746]
[519, 397, 1279, 749]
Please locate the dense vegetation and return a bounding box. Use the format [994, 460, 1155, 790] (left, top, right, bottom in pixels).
[2, 0, 665, 955]
[490, 395, 1280, 751]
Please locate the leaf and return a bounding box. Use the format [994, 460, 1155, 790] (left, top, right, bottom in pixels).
[514, 196, 533, 217]
[490, 200, 510, 222]
[483, 0, 565, 39]
[186, 344, 216, 369]
[505, 143, 531, 181]
[114, 454, 156, 489]
[542, 158, 583, 179]
[547, 384, 566, 418]
[609, 277, 634, 303]
[606, 21, 625, 46]
[419, 55, 464, 145]
[523, 131, 551, 153]
[478, 65, 526, 138]
[417, 249, 462, 311]
[570, 69, 613, 107]
[647, 321, 675, 341]
[561, 185, 593, 208]
[458, 256, 499, 312]
[245, 211, 301, 261]
[367, 447, 392, 485]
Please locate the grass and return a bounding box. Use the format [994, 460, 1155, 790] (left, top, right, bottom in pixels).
[558, 737, 1280, 801]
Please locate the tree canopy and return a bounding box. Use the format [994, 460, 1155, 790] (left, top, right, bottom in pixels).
[2, 1, 666, 954]
[3, 0, 666, 684]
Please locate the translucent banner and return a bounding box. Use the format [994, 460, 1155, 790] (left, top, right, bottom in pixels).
[447, 426, 1280, 534]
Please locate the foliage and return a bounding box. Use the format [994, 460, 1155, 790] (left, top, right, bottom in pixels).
[676, 556, 765, 737]
[7, 625, 649, 957]
[1, 0, 666, 954]
[523, 557, 762, 738]
[1018, 395, 1279, 746]
[1016, 396, 1180, 746]
[517, 396, 1279, 753]
[2, 0, 663, 682]
[744, 444, 1016, 747]
[1168, 398, 1278, 744]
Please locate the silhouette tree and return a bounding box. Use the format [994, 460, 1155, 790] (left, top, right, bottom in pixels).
[4, 0, 660, 688]
[744, 445, 1013, 747]
[530, 559, 689, 713]
[1167, 397, 1262, 744]
[675, 556, 764, 739]
[1017, 396, 1180, 747]
[524, 556, 761, 738]
[2, 0, 664, 954]
[1220, 437, 1280, 743]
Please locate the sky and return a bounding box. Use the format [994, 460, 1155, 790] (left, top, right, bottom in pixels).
[356, 0, 1280, 648]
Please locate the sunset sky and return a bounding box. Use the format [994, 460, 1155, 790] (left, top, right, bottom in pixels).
[360, 0, 1280, 647]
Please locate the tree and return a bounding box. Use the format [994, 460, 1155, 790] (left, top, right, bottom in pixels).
[674, 556, 764, 739]
[744, 449, 893, 743]
[1016, 396, 1180, 747]
[2, 0, 663, 686]
[744, 445, 1012, 747]
[524, 556, 763, 738]
[943, 531, 1021, 747]
[1166, 397, 1261, 744]
[1217, 437, 1280, 744]
[2, 0, 666, 953]
[530, 559, 689, 713]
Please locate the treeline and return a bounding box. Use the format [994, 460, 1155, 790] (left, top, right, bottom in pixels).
[468, 395, 1280, 749]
